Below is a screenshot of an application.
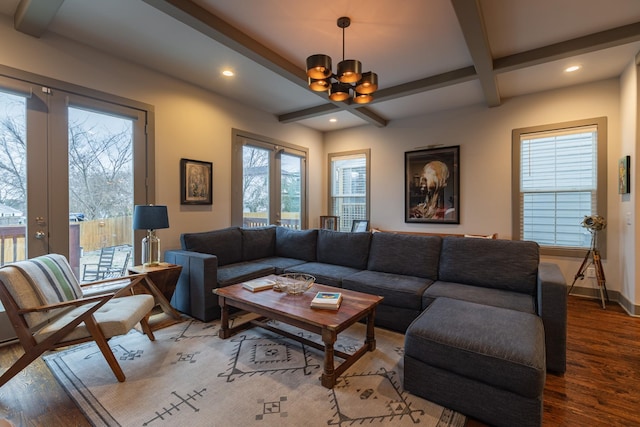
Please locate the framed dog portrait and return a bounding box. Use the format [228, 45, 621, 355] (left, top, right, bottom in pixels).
[180, 158, 213, 205]
[405, 146, 459, 224]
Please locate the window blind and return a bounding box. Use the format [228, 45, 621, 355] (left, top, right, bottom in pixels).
[520, 125, 597, 248]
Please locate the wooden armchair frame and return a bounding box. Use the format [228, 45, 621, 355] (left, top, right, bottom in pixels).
[0, 271, 156, 387]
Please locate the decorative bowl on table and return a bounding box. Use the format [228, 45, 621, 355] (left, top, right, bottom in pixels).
[273, 273, 315, 295]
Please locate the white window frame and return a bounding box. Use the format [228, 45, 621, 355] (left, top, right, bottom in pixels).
[512, 117, 607, 258]
[328, 149, 370, 232]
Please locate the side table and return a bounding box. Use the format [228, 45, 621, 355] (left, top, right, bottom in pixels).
[128, 263, 183, 331]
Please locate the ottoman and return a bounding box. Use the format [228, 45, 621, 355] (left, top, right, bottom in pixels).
[404, 297, 546, 427]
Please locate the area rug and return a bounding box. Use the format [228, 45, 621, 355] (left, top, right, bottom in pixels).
[43, 316, 466, 427]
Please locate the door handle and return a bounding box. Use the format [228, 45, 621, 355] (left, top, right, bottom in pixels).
[35, 231, 46, 240]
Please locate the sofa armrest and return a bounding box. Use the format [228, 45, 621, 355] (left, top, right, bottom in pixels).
[537, 262, 567, 373]
[165, 250, 220, 322]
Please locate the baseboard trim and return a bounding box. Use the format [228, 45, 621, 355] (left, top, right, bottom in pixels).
[569, 286, 640, 317]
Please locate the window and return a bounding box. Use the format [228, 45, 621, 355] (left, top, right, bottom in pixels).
[512, 117, 607, 257]
[328, 150, 370, 232]
[231, 130, 307, 229]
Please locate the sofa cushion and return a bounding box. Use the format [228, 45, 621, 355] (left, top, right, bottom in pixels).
[180, 226, 242, 266]
[423, 281, 536, 313]
[343, 270, 432, 311]
[217, 262, 275, 287]
[242, 227, 276, 261]
[367, 232, 441, 279]
[284, 262, 360, 288]
[275, 227, 317, 261]
[253, 257, 308, 275]
[316, 229, 371, 269]
[438, 237, 539, 294]
[405, 297, 546, 399]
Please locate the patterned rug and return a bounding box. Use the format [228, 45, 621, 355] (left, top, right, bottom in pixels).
[43, 315, 466, 427]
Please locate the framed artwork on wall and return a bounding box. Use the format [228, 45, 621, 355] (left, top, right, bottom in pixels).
[619, 155, 630, 194]
[180, 158, 213, 205]
[405, 145, 460, 224]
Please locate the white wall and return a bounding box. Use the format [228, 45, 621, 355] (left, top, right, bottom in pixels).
[325, 79, 627, 300]
[0, 15, 324, 253]
[619, 58, 639, 309]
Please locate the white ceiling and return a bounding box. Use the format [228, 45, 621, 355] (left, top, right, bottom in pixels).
[3, 0, 640, 131]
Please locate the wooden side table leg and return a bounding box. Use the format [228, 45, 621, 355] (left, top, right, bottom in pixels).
[142, 276, 181, 320]
[321, 328, 337, 388]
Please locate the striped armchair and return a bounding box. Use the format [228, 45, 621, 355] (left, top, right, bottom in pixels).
[0, 254, 156, 386]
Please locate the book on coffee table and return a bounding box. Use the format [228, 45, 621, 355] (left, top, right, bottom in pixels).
[242, 277, 276, 292]
[311, 291, 343, 310]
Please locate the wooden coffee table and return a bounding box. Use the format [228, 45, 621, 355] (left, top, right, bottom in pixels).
[214, 282, 383, 388]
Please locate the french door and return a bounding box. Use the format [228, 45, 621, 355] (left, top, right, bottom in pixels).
[232, 130, 307, 229]
[0, 74, 147, 343]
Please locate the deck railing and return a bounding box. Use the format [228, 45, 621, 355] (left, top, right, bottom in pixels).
[0, 217, 133, 275]
[242, 217, 300, 229]
[0, 226, 26, 266]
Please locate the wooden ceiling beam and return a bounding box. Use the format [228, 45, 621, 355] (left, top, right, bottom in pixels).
[278, 66, 476, 124]
[450, 0, 501, 107]
[14, 0, 65, 38]
[494, 21, 640, 73]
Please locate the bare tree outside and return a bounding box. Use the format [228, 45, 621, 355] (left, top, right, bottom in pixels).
[0, 97, 134, 223]
[0, 93, 26, 217]
[242, 146, 269, 214]
[68, 107, 133, 220]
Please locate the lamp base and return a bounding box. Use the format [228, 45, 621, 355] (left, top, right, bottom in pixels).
[142, 230, 161, 267]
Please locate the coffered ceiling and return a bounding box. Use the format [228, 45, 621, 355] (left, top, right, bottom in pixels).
[3, 0, 640, 131]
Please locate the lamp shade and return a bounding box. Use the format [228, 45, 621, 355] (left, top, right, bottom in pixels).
[337, 59, 362, 83]
[353, 91, 373, 104]
[329, 82, 351, 102]
[355, 71, 378, 94]
[308, 77, 330, 92]
[306, 54, 332, 79]
[133, 205, 169, 230]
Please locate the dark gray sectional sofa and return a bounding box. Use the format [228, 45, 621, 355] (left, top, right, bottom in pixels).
[165, 225, 567, 373]
[166, 225, 567, 426]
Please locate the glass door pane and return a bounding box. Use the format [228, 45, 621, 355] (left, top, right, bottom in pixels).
[280, 153, 302, 229]
[68, 107, 134, 282]
[0, 91, 27, 265]
[242, 145, 270, 227]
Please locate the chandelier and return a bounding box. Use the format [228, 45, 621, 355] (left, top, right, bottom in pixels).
[306, 17, 378, 104]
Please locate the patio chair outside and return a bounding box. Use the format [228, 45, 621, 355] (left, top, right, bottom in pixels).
[82, 246, 117, 281]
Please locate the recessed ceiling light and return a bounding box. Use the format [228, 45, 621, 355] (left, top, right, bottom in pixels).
[329, 118, 337, 123]
[564, 65, 581, 73]
[222, 69, 235, 77]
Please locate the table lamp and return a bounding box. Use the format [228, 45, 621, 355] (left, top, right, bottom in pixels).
[133, 205, 169, 266]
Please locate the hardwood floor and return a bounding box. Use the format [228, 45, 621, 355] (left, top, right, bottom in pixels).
[0, 295, 638, 426]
